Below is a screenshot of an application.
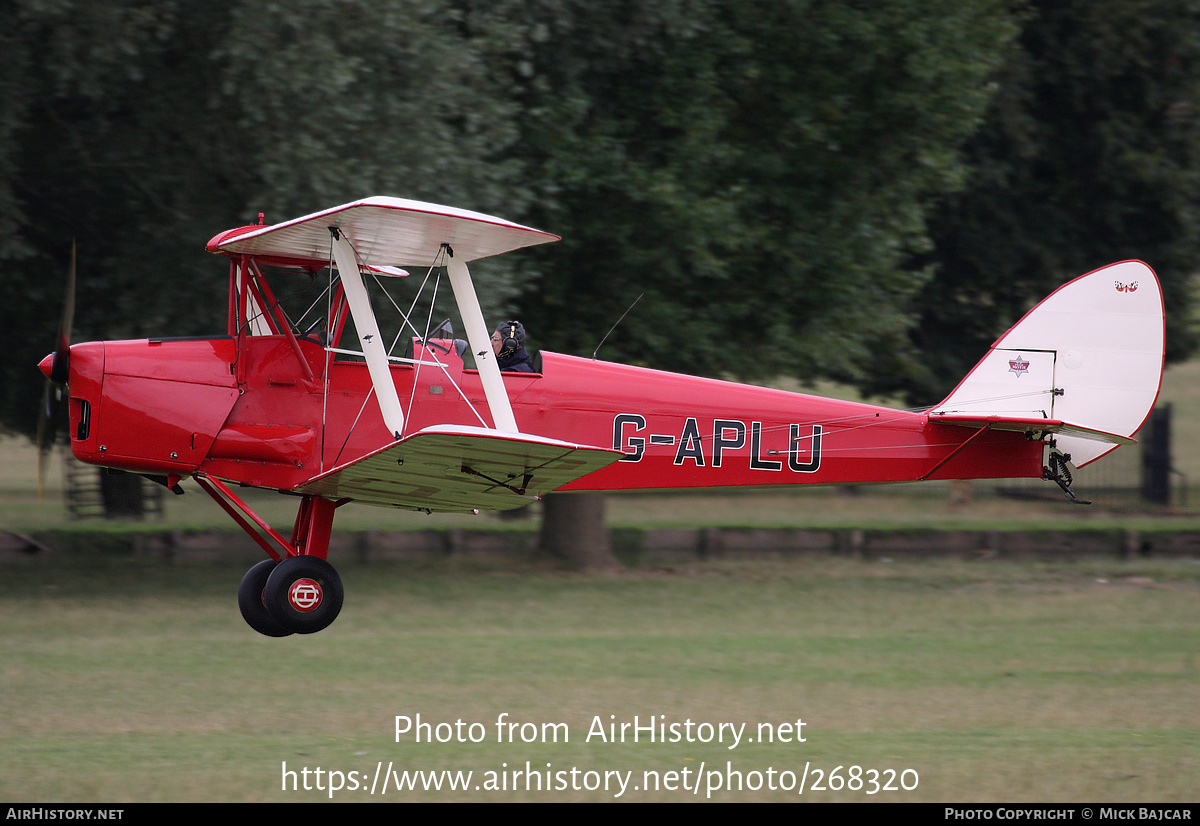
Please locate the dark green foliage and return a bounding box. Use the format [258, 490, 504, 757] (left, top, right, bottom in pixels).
[0, 0, 531, 439]
[2, 0, 1197, 443]
[1, 1, 238, 438]
[872, 0, 1200, 405]
[514, 0, 1019, 384]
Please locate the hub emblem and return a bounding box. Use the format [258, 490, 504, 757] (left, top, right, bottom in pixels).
[288, 578, 323, 612]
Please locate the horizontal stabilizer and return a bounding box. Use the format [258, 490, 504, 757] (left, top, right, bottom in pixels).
[927, 413, 1137, 446]
[295, 425, 621, 512]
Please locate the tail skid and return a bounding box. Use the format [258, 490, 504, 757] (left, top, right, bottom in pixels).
[931, 260, 1165, 469]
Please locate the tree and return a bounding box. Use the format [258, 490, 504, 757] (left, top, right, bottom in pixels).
[0, 0, 537, 519]
[512, 0, 1019, 383]
[0, 0, 535, 443]
[500, 0, 1019, 565]
[1, 0, 237, 445]
[868, 0, 1200, 405]
[537, 492, 614, 569]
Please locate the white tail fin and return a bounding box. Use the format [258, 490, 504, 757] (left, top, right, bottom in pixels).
[931, 260, 1164, 467]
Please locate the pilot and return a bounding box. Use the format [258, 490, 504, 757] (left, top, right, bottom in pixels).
[491, 320, 535, 372]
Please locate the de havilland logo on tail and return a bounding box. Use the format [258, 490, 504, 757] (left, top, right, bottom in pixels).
[1008, 355, 1031, 377]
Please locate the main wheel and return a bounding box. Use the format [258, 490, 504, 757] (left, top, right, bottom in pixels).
[263, 555, 344, 635]
[238, 559, 293, 637]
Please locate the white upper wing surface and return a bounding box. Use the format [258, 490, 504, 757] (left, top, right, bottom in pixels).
[212, 196, 559, 265]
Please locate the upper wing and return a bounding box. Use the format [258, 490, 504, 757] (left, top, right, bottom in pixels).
[294, 425, 622, 512]
[208, 196, 559, 266]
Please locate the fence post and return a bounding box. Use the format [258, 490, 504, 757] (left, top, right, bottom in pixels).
[1141, 404, 1171, 504]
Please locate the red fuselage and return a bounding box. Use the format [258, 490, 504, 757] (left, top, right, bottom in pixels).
[61, 334, 1043, 500]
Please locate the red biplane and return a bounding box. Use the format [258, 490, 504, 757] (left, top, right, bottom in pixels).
[39, 197, 1165, 635]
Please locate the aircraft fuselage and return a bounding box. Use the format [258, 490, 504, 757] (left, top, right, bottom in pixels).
[62, 335, 1043, 502]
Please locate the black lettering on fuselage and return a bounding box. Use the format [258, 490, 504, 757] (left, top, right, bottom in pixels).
[711, 419, 746, 468]
[788, 424, 822, 473]
[613, 413, 646, 462]
[750, 422, 783, 471]
[674, 418, 705, 466]
[616, 414, 823, 474]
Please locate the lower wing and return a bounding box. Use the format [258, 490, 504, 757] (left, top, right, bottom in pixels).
[294, 425, 621, 512]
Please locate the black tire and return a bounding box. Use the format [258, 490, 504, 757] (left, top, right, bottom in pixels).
[263, 555, 344, 635]
[238, 559, 293, 637]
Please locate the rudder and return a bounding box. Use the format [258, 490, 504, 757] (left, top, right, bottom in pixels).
[931, 261, 1165, 467]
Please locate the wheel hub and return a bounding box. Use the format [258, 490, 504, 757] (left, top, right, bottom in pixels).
[288, 578, 323, 612]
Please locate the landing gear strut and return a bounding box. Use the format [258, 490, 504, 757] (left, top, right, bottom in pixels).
[197, 476, 347, 636]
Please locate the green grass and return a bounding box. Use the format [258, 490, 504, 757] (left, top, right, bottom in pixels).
[2, 553, 1198, 801]
[4, 362, 1200, 802]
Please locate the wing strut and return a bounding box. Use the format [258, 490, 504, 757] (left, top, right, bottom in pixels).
[330, 228, 406, 438]
[444, 246, 519, 433]
[328, 226, 519, 437]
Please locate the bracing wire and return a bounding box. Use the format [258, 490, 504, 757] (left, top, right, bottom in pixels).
[323, 239, 494, 462]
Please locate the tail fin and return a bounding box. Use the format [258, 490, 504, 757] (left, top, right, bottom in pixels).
[930, 261, 1164, 467]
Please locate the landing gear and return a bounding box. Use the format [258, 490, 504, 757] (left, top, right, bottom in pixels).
[195, 478, 346, 636]
[262, 555, 344, 635]
[1044, 448, 1092, 505]
[237, 556, 345, 636]
[238, 559, 292, 637]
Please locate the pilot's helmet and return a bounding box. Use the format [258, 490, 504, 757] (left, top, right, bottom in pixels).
[494, 321, 526, 358]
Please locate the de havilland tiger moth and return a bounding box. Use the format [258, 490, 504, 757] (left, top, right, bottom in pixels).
[37, 197, 1165, 635]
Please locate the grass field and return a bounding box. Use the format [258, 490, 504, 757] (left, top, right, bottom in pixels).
[3, 362, 1200, 802]
[1, 552, 1198, 802]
